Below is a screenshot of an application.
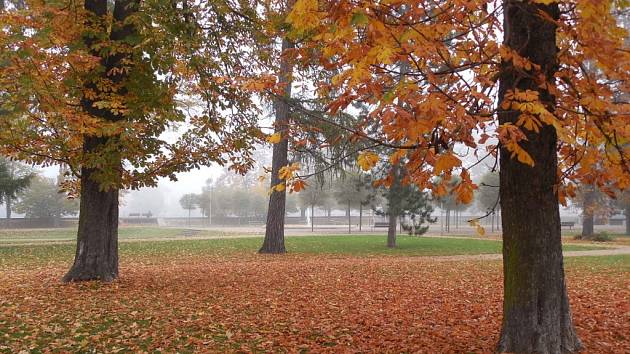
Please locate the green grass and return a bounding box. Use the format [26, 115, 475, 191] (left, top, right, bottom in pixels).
[0, 233, 606, 269]
[0, 227, 185, 242]
[0, 227, 242, 244]
[564, 254, 630, 272]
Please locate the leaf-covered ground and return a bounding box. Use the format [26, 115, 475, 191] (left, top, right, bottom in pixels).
[1, 252, 628, 353]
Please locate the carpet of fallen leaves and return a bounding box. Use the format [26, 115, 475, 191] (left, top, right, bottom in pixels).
[0, 255, 628, 353]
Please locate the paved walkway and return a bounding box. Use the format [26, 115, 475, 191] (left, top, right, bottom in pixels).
[1, 228, 629, 261]
[426, 246, 630, 262]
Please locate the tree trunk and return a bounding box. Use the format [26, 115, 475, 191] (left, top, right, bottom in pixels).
[581, 188, 595, 237]
[311, 204, 314, 232]
[387, 213, 397, 248]
[347, 201, 351, 234]
[497, 2, 581, 352]
[445, 209, 450, 233]
[259, 36, 294, 254]
[455, 209, 459, 230]
[300, 208, 306, 217]
[63, 167, 118, 282]
[359, 204, 362, 231]
[5, 198, 10, 219]
[327, 207, 332, 217]
[63, 0, 138, 282]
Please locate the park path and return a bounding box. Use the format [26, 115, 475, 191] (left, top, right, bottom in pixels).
[426, 246, 630, 262]
[1, 229, 629, 261]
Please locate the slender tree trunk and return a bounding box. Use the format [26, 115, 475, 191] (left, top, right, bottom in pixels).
[446, 209, 450, 232]
[387, 164, 401, 248]
[455, 209, 458, 229]
[497, 2, 581, 352]
[347, 201, 351, 234]
[5, 198, 10, 219]
[359, 204, 362, 231]
[387, 213, 397, 248]
[63, 0, 138, 282]
[259, 36, 294, 254]
[300, 208, 306, 217]
[581, 188, 595, 237]
[311, 203, 314, 232]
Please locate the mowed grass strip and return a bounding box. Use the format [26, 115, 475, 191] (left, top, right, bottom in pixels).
[0, 233, 605, 269]
[0, 227, 185, 243]
[0, 227, 243, 244]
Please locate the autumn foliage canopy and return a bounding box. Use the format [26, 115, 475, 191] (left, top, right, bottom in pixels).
[275, 0, 629, 203]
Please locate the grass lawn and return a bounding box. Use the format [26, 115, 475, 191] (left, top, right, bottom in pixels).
[0, 227, 241, 244]
[0, 231, 606, 269]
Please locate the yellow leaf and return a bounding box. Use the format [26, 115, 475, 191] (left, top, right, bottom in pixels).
[468, 220, 486, 236]
[357, 151, 379, 171]
[266, 133, 282, 144]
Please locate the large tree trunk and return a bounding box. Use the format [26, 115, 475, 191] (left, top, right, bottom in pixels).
[581, 188, 595, 237]
[63, 166, 118, 282]
[497, 1, 581, 352]
[63, 0, 138, 282]
[260, 36, 294, 254]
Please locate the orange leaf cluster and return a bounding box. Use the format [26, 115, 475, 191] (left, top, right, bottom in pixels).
[287, 0, 630, 199]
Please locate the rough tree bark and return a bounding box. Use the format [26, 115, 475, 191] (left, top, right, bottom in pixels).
[497, 1, 582, 352]
[259, 36, 294, 254]
[63, 165, 119, 282]
[63, 0, 138, 282]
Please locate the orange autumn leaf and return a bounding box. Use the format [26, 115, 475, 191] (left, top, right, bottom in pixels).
[434, 153, 462, 175]
[357, 151, 379, 171]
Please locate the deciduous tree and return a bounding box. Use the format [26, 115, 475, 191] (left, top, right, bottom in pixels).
[0, 158, 34, 219]
[14, 175, 78, 220]
[286, 0, 629, 351]
[0, 0, 265, 281]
